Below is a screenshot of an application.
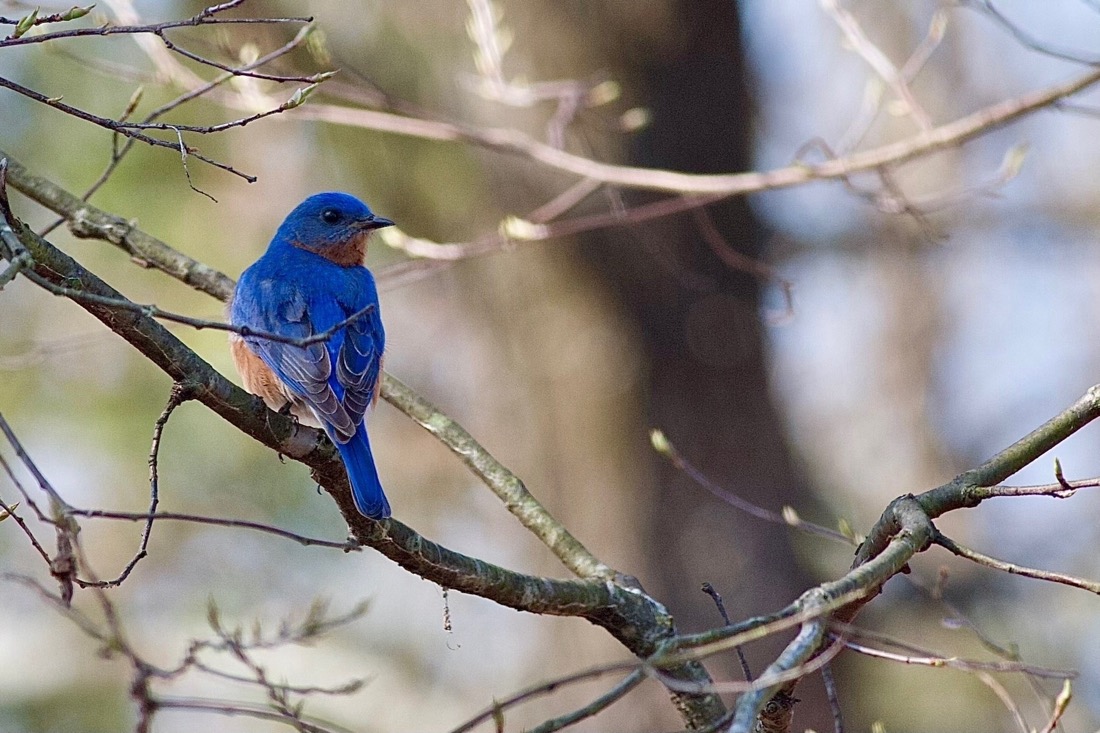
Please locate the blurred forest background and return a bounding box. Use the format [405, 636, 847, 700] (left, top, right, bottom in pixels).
[2, 0, 1100, 731]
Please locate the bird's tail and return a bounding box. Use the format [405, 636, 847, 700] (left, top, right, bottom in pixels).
[334, 427, 391, 519]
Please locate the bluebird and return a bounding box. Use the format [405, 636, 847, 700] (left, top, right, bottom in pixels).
[229, 192, 393, 519]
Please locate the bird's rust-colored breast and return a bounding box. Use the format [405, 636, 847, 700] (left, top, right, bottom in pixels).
[229, 336, 319, 426]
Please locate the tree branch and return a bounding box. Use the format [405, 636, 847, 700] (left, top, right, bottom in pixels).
[294, 66, 1100, 195]
[0, 148, 234, 299]
[933, 530, 1100, 595]
[381, 374, 615, 581]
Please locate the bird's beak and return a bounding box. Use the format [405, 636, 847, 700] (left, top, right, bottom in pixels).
[361, 215, 394, 231]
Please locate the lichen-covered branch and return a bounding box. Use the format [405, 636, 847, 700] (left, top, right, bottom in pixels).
[0, 148, 234, 300]
[920, 385, 1100, 515]
[381, 374, 615, 581]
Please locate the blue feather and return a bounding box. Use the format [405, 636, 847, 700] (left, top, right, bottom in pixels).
[335, 427, 390, 519]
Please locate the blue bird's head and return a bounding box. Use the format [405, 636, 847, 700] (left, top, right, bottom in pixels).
[275, 192, 394, 266]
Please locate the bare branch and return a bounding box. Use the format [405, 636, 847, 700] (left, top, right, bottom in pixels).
[975, 671, 1029, 733]
[69, 508, 357, 550]
[78, 385, 196, 588]
[526, 671, 646, 733]
[917, 385, 1100, 518]
[0, 148, 234, 299]
[933, 530, 1100, 595]
[700, 582, 752, 682]
[8, 257, 377, 347]
[966, 0, 1100, 65]
[0, 413, 72, 512]
[293, 67, 1100, 195]
[0, 74, 256, 181]
[821, 663, 844, 733]
[0, 495, 52, 566]
[382, 374, 616, 581]
[0, 10, 312, 50]
[449, 664, 642, 733]
[650, 429, 850, 544]
[821, 0, 932, 131]
[194, 662, 364, 697]
[834, 623, 1075, 678]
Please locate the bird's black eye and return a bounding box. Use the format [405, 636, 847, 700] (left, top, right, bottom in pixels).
[321, 208, 342, 225]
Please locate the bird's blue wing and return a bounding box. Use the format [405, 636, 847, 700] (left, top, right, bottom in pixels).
[233, 275, 354, 438]
[333, 278, 384, 420]
[232, 267, 382, 443]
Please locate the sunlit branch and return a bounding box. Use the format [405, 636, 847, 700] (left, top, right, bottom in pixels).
[834, 623, 1075, 678]
[293, 66, 1100, 195]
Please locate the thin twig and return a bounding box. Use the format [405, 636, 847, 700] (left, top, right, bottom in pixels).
[447, 662, 643, 733]
[933, 530, 1100, 595]
[69, 508, 357, 550]
[49, 21, 321, 223]
[0, 75, 256, 181]
[527, 178, 603, 223]
[691, 207, 794, 319]
[81, 384, 197, 588]
[1038, 680, 1072, 733]
[966, 0, 1100, 65]
[821, 0, 932, 131]
[650, 429, 851, 543]
[975, 671, 1029, 733]
[0, 7, 93, 28]
[151, 698, 351, 733]
[12, 264, 375, 347]
[526, 670, 646, 733]
[836, 631, 1073, 679]
[0, 452, 48, 522]
[0, 413, 72, 511]
[701, 582, 752, 681]
[821, 663, 844, 733]
[0, 495, 52, 565]
[983, 477, 1100, 499]
[0, 14, 313, 49]
[191, 662, 365, 697]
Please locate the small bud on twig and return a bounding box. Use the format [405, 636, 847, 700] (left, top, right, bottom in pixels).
[13, 8, 38, 38]
[282, 83, 318, 110]
[60, 5, 95, 22]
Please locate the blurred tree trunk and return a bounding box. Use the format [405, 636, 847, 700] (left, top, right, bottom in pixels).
[578, 0, 823, 676]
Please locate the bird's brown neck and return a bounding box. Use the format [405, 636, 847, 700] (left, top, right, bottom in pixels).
[291, 232, 368, 267]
